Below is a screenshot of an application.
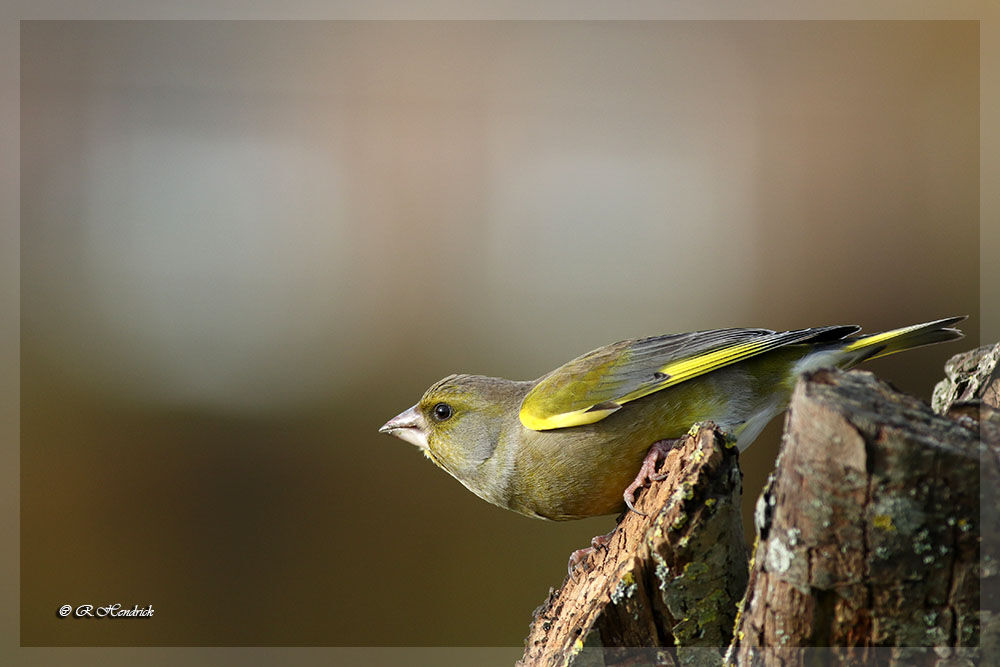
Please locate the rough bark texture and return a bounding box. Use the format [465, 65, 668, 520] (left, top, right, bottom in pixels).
[519, 425, 748, 667]
[933, 343, 1000, 666]
[728, 367, 991, 666]
[931, 343, 1000, 414]
[520, 345, 995, 666]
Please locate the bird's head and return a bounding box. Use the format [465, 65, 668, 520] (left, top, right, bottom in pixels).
[379, 374, 526, 482]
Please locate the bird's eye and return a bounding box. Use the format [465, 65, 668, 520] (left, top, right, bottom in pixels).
[432, 402, 454, 422]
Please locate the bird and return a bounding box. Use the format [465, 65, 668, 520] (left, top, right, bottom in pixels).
[379, 317, 964, 522]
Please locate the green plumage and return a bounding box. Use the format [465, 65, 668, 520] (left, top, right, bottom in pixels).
[380, 317, 964, 520]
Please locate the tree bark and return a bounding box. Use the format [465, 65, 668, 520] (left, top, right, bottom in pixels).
[931, 343, 1000, 414]
[519, 344, 996, 666]
[932, 343, 1000, 665]
[727, 368, 988, 665]
[520, 425, 748, 667]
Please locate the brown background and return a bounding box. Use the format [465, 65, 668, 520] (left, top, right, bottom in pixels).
[20, 20, 979, 650]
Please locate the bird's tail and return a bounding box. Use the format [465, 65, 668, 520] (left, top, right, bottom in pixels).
[840, 316, 966, 365]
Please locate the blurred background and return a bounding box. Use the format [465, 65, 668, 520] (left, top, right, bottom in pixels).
[21, 21, 978, 648]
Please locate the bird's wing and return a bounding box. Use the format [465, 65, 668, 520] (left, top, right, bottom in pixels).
[518, 325, 860, 430]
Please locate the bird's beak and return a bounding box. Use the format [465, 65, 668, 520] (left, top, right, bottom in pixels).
[378, 405, 429, 449]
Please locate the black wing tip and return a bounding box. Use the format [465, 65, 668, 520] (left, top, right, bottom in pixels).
[931, 315, 968, 328]
[805, 317, 967, 345]
[924, 316, 967, 342]
[895, 316, 967, 342]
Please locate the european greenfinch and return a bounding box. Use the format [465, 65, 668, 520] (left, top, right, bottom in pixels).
[380, 317, 964, 521]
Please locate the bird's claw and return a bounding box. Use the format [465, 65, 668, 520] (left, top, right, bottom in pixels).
[622, 438, 680, 516]
[567, 533, 613, 580]
[568, 438, 681, 579]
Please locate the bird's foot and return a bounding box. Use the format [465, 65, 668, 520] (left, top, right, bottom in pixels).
[567, 531, 614, 580]
[623, 438, 682, 516]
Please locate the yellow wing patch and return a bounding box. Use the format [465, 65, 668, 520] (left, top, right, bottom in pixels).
[519, 404, 621, 431]
[519, 340, 769, 431]
[653, 342, 767, 389]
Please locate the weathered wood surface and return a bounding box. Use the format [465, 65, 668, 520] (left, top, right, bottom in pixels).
[932, 343, 1000, 413]
[520, 344, 996, 666]
[728, 368, 990, 666]
[519, 425, 747, 667]
[933, 343, 1000, 665]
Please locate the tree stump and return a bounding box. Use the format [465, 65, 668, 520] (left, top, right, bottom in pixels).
[727, 369, 987, 666]
[519, 344, 996, 666]
[520, 425, 748, 666]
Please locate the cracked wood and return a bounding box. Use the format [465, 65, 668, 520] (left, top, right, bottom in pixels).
[728, 368, 989, 666]
[519, 425, 747, 667]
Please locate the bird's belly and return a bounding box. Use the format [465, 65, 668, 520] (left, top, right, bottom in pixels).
[508, 367, 790, 519]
